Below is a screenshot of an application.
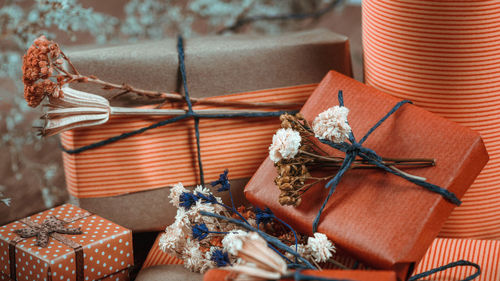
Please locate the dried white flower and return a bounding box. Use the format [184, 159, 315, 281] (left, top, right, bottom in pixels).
[222, 230, 249, 255]
[285, 243, 309, 260]
[307, 233, 335, 263]
[269, 128, 301, 163]
[159, 225, 183, 252]
[312, 106, 351, 143]
[182, 238, 208, 272]
[194, 184, 211, 196]
[169, 182, 187, 207]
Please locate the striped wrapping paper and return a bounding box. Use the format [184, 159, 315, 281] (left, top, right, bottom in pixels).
[142, 234, 500, 281]
[61, 84, 316, 198]
[413, 238, 500, 281]
[362, 0, 500, 239]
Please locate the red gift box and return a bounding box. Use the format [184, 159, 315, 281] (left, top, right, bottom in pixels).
[244, 71, 488, 280]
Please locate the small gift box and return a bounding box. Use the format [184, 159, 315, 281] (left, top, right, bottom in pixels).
[203, 269, 398, 281]
[244, 71, 489, 280]
[60, 29, 353, 232]
[0, 204, 133, 281]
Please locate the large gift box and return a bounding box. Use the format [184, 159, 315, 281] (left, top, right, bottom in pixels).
[60, 29, 353, 232]
[244, 71, 488, 280]
[0, 204, 133, 281]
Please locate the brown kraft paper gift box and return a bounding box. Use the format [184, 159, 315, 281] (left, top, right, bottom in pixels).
[0, 204, 133, 281]
[61, 29, 353, 232]
[244, 71, 489, 280]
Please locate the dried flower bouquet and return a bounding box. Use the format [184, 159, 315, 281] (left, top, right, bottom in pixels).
[159, 170, 344, 275]
[22, 36, 300, 136]
[269, 108, 436, 207]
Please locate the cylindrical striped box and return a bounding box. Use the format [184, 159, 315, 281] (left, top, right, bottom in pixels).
[362, 0, 500, 239]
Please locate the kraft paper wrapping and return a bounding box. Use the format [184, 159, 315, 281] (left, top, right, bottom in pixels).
[0, 204, 133, 281]
[362, 0, 500, 239]
[61, 29, 353, 232]
[244, 71, 488, 280]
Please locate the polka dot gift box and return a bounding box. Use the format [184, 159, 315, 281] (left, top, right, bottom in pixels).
[0, 204, 133, 281]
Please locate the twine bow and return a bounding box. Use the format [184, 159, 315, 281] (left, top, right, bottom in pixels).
[311, 91, 462, 233]
[14, 215, 82, 248]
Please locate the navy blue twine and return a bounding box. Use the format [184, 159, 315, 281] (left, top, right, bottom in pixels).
[311, 90, 462, 233]
[409, 260, 481, 281]
[59, 36, 297, 185]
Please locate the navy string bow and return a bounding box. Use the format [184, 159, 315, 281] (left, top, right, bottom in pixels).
[311, 91, 461, 233]
[60, 36, 296, 185]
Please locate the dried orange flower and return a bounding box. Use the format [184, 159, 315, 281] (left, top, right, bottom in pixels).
[22, 35, 64, 107]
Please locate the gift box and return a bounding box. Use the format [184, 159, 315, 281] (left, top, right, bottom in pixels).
[0, 204, 133, 281]
[244, 71, 488, 280]
[203, 269, 397, 281]
[362, 0, 500, 240]
[60, 29, 353, 232]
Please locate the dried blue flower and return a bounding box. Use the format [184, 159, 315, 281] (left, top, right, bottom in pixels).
[211, 169, 230, 192]
[192, 223, 209, 240]
[195, 192, 218, 205]
[179, 192, 199, 210]
[255, 207, 275, 225]
[210, 249, 231, 267]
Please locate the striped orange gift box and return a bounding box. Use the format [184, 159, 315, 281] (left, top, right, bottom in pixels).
[61, 85, 316, 198]
[142, 232, 499, 281]
[59, 29, 353, 232]
[362, 0, 500, 239]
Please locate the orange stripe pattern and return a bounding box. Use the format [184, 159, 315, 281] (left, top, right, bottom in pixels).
[414, 238, 500, 281]
[142, 234, 182, 269]
[362, 0, 500, 239]
[61, 84, 316, 198]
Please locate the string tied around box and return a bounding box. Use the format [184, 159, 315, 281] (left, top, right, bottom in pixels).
[310, 90, 461, 233]
[60, 36, 297, 185]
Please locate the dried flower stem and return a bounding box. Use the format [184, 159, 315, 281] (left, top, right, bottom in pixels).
[52, 51, 300, 109]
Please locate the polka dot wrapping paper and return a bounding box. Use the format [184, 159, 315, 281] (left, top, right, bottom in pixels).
[0, 204, 133, 281]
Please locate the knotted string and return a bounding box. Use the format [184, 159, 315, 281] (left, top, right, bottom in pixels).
[14, 215, 82, 247]
[311, 90, 461, 233]
[60, 36, 297, 185]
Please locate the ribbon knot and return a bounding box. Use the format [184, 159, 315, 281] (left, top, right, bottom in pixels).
[14, 216, 82, 248]
[311, 91, 461, 233]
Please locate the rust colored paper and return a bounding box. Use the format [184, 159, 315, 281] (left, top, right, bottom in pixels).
[0, 204, 133, 281]
[60, 29, 353, 232]
[203, 269, 397, 281]
[244, 71, 488, 280]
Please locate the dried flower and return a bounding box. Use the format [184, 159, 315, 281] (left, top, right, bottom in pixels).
[222, 230, 249, 255]
[223, 232, 287, 281]
[22, 35, 64, 107]
[169, 182, 187, 207]
[159, 224, 184, 252]
[194, 185, 211, 196]
[211, 169, 230, 192]
[269, 128, 301, 163]
[312, 106, 351, 143]
[182, 238, 209, 272]
[208, 247, 231, 267]
[307, 233, 335, 263]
